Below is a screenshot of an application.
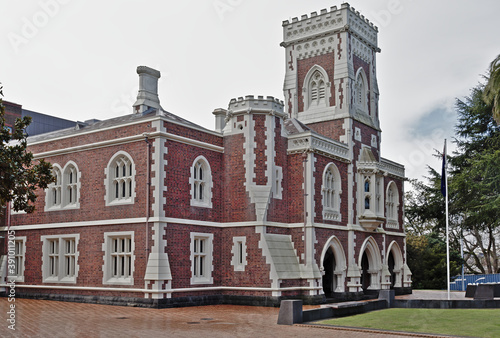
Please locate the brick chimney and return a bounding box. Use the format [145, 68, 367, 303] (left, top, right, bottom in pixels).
[133, 66, 161, 114]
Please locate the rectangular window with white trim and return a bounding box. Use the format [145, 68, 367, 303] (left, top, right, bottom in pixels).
[190, 232, 213, 285]
[9, 236, 26, 282]
[41, 234, 79, 283]
[231, 236, 247, 271]
[102, 231, 135, 285]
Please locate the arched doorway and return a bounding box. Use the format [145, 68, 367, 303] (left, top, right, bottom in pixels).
[387, 241, 404, 288]
[359, 236, 382, 292]
[361, 252, 370, 291]
[322, 247, 336, 296]
[388, 251, 395, 288]
[320, 236, 346, 295]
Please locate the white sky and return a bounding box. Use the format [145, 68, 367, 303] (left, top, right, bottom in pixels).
[2, 0, 499, 184]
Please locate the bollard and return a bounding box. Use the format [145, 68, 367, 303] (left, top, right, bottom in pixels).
[277, 300, 303, 325]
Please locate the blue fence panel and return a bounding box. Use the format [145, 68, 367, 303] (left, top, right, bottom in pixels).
[450, 274, 500, 291]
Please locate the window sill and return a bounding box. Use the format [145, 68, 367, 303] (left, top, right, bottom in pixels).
[190, 200, 212, 209]
[106, 199, 134, 207]
[103, 277, 134, 286]
[190, 277, 213, 285]
[42, 277, 77, 284]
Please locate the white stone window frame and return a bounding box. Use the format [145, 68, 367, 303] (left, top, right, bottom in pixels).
[190, 232, 214, 285]
[46, 164, 62, 210]
[45, 161, 81, 211]
[41, 234, 80, 283]
[386, 181, 400, 228]
[102, 231, 135, 285]
[231, 236, 247, 272]
[354, 67, 369, 114]
[104, 151, 136, 206]
[273, 166, 283, 199]
[322, 163, 342, 222]
[9, 236, 27, 282]
[303, 65, 331, 111]
[189, 156, 213, 208]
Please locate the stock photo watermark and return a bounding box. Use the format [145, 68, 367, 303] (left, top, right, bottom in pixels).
[6, 230, 17, 331]
[369, 0, 413, 28]
[8, 0, 73, 54]
[213, 0, 244, 21]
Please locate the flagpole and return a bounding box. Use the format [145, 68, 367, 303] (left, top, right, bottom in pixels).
[444, 139, 450, 300]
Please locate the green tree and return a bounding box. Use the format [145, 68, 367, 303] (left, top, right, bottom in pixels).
[405, 172, 463, 289]
[0, 84, 53, 213]
[406, 233, 461, 289]
[483, 54, 500, 124]
[451, 83, 500, 274]
[405, 82, 500, 275]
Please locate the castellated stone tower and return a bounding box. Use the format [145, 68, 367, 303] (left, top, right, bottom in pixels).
[281, 3, 381, 153]
[221, 95, 287, 223]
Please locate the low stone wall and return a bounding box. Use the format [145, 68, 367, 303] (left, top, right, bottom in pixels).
[278, 294, 500, 325]
[394, 299, 500, 309]
[303, 300, 387, 322]
[278, 299, 388, 324]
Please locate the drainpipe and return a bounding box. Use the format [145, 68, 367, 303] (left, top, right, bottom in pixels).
[143, 133, 152, 255]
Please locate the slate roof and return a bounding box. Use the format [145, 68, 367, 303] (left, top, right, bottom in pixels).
[27, 108, 213, 143]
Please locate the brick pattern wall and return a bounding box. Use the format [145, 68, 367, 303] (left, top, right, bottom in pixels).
[285, 154, 305, 224]
[253, 115, 267, 185]
[164, 140, 222, 222]
[223, 133, 256, 222]
[12, 141, 149, 226]
[166, 224, 271, 289]
[267, 117, 289, 223]
[13, 223, 148, 289]
[353, 120, 379, 161]
[306, 119, 345, 144]
[165, 121, 223, 147]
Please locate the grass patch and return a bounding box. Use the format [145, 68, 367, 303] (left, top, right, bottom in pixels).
[318, 308, 500, 337]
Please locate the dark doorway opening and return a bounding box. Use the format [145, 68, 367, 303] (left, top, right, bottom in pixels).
[388, 251, 395, 289]
[361, 252, 370, 291]
[322, 247, 336, 297]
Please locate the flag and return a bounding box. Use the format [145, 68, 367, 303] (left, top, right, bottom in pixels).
[441, 140, 447, 197]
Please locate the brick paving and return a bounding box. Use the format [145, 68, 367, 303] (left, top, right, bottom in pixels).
[0, 298, 408, 338]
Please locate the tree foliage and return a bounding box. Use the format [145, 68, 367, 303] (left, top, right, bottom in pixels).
[450, 83, 500, 274]
[406, 233, 461, 289]
[405, 82, 500, 276]
[0, 84, 53, 213]
[483, 54, 500, 124]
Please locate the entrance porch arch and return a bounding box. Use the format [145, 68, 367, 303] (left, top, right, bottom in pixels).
[320, 236, 347, 294]
[358, 236, 382, 291]
[387, 241, 404, 288]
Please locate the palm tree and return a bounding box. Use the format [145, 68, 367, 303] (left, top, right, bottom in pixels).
[483, 54, 500, 124]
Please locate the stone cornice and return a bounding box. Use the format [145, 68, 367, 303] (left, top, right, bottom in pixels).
[380, 157, 405, 179]
[357, 158, 405, 179]
[287, 131, 350, 163]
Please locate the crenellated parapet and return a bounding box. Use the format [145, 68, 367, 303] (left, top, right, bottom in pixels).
[281, 3, 379, 57]
[228, 95, 285, 117]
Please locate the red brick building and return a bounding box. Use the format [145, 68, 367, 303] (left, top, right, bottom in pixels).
[1, 4, 412, 307]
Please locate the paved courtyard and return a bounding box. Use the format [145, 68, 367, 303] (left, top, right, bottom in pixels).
[0, 291, 468, 337]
